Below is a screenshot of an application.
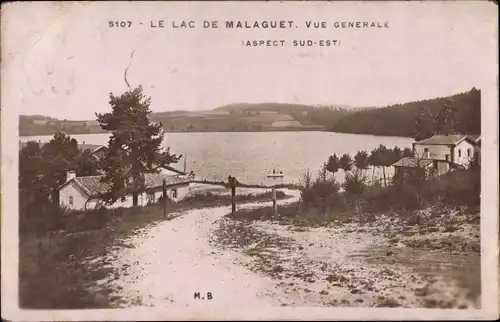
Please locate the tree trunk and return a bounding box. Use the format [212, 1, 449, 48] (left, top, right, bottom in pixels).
[382, 166, 387, 187]
[132, 192, 138, 207]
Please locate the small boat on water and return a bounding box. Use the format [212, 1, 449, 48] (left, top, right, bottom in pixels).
[267, 169, 285, 178]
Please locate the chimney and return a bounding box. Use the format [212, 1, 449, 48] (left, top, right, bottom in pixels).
[66, 170, 76, 182]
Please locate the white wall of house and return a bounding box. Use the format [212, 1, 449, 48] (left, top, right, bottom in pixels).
[454, 140, 476, 166]
[60, 182, 191, 211]
[59, 181, 89, 211]
[144, 183, 191, 204]
[413, 144, 452, 161]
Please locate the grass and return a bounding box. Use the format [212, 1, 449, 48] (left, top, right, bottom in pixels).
[19, 189, 291, 309]
[231, 201, 358, 227]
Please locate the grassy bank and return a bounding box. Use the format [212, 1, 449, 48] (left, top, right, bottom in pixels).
[19, 189, 289, 309]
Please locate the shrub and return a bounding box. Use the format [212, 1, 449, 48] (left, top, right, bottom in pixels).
[343, 169, 369, 213]
[299, 170, 341, 213]
[362, 167, 480, 214]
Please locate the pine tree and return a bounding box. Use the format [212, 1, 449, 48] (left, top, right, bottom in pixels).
[434, 99, 457, 135]
[339, 153, 353, 172]
[325, 153, 340, 174]
[413, 107, 435, 141]
[96, 86, 182, 206]
[354, 150, 370, 171]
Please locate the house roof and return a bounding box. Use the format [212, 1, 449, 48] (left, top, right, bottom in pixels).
[467, 134, 481, 143]
[413, 134, 475, 146]
[59, 173, 191, 197]
[391, 157, 434, 168]
[163, 165, 186, 175]
[78, 144, 106, 153]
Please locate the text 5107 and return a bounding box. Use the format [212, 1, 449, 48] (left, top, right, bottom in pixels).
[109, 21, 132, 28]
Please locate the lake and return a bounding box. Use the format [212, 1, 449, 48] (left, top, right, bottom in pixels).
[20, 132, 414, 185]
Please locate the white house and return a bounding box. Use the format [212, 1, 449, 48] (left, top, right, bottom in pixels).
[58, 170, 194, 211]
[391, 133, 480, 181]
[411, 134, 479, 167]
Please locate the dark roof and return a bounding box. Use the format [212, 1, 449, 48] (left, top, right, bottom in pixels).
[466, 134, 481, 142]
[79, 144, 106, 153]
[60, 173, 191, 197]
[74, 175, 111, 196]
[413, 134, 473, 146]
[163, 165, 186, 175]
[391, 157, 434, 168]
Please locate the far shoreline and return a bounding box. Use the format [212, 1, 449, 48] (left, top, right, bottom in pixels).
[19, 130, 414, 140]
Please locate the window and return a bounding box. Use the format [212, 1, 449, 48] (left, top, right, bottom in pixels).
[69, 196, 74, 206]
[467, 148, 471, 157]
[458, 149, 461, 158]
[172, 189, 178, 199]
[424, 148, 429, 152]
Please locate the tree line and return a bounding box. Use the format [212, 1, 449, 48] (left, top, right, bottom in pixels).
[332, 88, 480, 138]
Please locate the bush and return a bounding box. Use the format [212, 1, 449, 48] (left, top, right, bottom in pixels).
[343, 169, 369, 213]
[362, 167, 480, 214]
[299, 170, 341, 213]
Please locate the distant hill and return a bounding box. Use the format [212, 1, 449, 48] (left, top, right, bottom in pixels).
[19, 89, 480, 137]
[332, 88, 481, 137]
[152, 102, 352, 132]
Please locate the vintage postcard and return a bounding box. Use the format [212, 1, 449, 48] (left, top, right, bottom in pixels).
[1, 1, 499, 320]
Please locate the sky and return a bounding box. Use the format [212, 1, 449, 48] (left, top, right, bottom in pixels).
[1, 1, 497, 120]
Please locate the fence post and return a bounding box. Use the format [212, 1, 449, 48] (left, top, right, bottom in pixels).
[162, 178, 167, 219]
[272, 188, 278, 216]
[228, 176, 237, 218]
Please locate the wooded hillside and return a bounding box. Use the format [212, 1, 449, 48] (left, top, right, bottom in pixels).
[332, 88, 481, 136]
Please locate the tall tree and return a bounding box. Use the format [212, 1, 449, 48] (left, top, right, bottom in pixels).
[413, 107, 435, 141]
[354, 150, 370, 171]
[96, 86, 182, 206]
[325, 153, 340, 174]
[39, 132, 81, 202]
[370, 144, 393, 186]
[434, 99, 457, 135]
[339, 153, 353, 172]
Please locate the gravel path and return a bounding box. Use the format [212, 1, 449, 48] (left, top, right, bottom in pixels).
[100, 189, 301, 308]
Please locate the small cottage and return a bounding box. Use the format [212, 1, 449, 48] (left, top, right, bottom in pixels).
[58, 170, 194, 211]
[392, 157, 451, 182]
[411, 134, 479, 167]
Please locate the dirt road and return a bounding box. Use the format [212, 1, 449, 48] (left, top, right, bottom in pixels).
[97, 189, 300, 308]
[93, 188, 479, 309]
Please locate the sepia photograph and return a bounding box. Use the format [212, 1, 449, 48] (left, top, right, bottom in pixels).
[1, 1, 498, 320]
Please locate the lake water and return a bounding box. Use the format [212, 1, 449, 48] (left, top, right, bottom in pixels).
[20, 132, 414, 185]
